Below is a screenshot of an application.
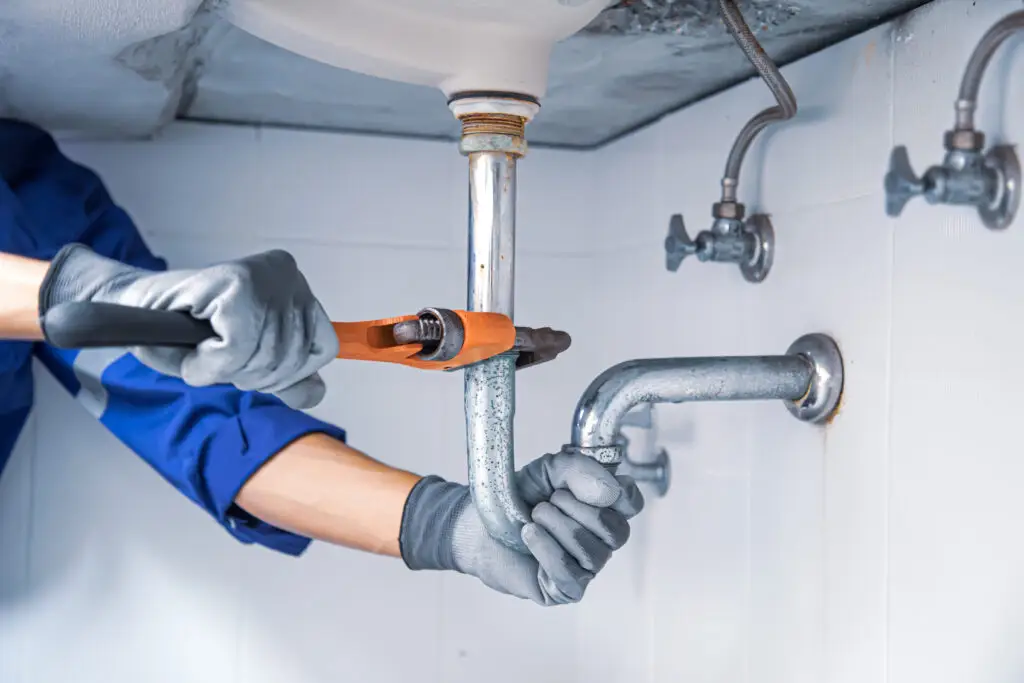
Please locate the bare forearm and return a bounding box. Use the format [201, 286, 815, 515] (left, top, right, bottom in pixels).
[0, 253, 47, 340]
[235, 433, 421, 557]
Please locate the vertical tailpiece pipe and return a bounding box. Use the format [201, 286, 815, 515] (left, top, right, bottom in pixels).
[452, 94, 538, 552]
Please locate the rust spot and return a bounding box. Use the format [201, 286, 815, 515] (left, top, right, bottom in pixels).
[864, 40, 876, 66]
[823, 384, 845, 426]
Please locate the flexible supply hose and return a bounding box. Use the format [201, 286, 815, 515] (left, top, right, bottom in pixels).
[718, 0, 797, 202]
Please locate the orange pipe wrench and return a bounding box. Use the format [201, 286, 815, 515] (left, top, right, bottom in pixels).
[333, 309, 513, 371]
[40, 303, 571, 371]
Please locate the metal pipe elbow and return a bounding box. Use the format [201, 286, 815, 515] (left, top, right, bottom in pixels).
[570, 359, 659, 464]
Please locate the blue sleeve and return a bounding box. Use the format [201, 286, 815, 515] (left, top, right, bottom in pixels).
[3, 118, 348, 556]
[35, 345, 346, 556]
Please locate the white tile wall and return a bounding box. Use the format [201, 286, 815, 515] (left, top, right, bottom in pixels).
[4, 0, 1024, 681]
[0, 413, 34, 683]
[887, 4, 1024, 683]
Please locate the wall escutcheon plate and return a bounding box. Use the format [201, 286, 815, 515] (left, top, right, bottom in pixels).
[785, 333, 844, 424]
[741, 214, 774, 283]
[980, 145, 1021, 231]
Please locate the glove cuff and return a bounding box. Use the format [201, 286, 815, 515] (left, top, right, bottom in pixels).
[38, 243, 87, 314]
[399, 475, 467, 572]
[39, 242, 141, 316]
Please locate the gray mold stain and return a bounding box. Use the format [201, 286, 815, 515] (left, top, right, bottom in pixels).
[115, 1, 232, 126]
[536, 0, 932, 146]
[586, 0, 802, 37]
[116, 1, 208, 85]
[2, 0, 933, 146]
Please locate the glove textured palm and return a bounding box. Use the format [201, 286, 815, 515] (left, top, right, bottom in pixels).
[400, 450, 644, 605]
[39, 243, 339, 410]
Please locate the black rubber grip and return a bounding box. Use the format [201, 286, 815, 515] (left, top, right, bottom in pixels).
[41, 302, 216, 349]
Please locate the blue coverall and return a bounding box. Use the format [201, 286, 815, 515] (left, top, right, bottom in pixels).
[0, 119, 346, 556]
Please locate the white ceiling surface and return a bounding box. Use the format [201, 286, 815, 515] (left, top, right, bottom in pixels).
[0, 0, 929, 148]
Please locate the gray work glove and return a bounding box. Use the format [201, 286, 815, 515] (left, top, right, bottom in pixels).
[39, 243, 339, 410]
[400, 450, 645, 605]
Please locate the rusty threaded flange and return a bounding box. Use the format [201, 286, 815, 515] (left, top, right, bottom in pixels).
[460, 113, 527, 139]
[458, 112, 529, 156]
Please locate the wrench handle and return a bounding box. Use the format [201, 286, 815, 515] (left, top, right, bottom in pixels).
[41, 302, 215, 349]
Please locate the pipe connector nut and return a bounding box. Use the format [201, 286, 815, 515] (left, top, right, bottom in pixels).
[712, 200, 746, 220]
[562, 442, 626, 467]
[945, 129, 986, 153]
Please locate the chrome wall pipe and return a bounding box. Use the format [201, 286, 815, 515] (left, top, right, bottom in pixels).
[569, 334, 844, 465]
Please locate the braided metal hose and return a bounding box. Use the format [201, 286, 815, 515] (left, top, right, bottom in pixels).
[955, 10, 1024, 132]
[718, 0, 797, 202]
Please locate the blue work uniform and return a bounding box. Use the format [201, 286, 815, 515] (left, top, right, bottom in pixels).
[0, 119, 346, 556]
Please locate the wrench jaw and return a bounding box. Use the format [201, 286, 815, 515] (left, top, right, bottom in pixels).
[390, 307, 570, 371]
[452, 325, 572, 372]
[513, 326, 572, 370]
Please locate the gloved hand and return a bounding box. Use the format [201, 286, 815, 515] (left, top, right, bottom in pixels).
[38, 243, 339, 410]
[400, 449, 645, 605]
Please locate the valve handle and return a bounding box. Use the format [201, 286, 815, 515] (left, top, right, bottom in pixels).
[664, 214, 698, 272]
[885, 146, 926, 217]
